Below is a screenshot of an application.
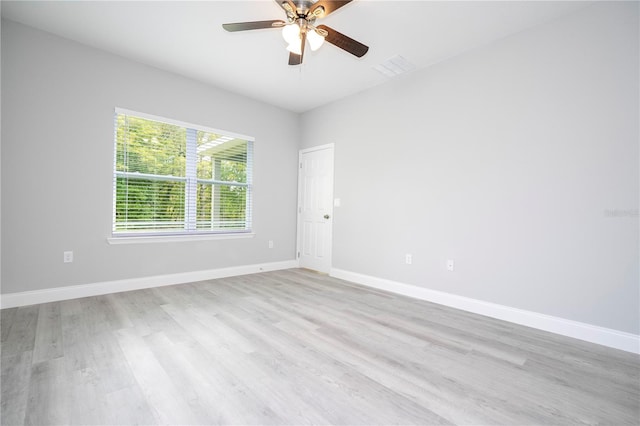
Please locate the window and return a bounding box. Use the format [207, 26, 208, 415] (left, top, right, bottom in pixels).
[113, 109, 253, 237]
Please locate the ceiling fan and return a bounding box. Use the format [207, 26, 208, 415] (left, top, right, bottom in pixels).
[222, 0, 369, 66]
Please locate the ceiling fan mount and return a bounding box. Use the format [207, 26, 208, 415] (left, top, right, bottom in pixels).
[222, 0, 369, 66]
[282, 0, 320, 19]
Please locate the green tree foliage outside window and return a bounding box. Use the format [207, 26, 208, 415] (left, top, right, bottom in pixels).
[195, 130, 248, 230]
[114, 112, 252, 234]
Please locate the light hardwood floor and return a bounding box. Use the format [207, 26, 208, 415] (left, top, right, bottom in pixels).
[1, 269, 638, 425]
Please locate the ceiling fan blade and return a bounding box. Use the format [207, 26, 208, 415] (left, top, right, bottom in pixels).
[316, 25, 368, 57]
[274, 0, 298, 16]
[222, 20, 285, 32]
[288, 52, 302, 66]
[288, 31, 307, 66]
[309, 1, 352, 18]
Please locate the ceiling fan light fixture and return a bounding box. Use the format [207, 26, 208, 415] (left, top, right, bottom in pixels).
[286, 42, 302, 55]
[282, 23, 300, 45]
[307, 29, 325, 51]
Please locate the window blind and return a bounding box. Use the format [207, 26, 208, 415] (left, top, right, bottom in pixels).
[113, 109, 253, 236]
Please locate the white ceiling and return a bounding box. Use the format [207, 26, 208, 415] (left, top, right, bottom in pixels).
[2, 0, 592, 113]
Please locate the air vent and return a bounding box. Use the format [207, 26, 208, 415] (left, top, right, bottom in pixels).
[373, 55, 416, 78]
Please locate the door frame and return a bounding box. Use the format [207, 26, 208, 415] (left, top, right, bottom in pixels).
[296, 143, 335, 272]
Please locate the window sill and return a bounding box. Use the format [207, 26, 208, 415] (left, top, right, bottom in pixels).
[107, 232, 255, 245]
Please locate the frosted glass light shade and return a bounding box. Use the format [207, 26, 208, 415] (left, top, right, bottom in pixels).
[282, 24, 300, 45]
[307, 30, 325, 51]
[286, 42, 302, 55]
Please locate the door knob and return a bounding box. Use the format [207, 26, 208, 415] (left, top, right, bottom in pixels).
[324, 214, 330, 219]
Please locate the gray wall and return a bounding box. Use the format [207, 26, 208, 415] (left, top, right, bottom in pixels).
[1, 20, 299, 293]
[301, 2, 639, 334]
[0, 12, 3, 294]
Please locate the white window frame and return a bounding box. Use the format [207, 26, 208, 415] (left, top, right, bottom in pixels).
[109, 108, 255, 243]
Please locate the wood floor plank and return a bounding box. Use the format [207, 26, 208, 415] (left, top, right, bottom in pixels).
[144, 331, 237, 424]
[67, 367, 111, 426]
[114, 327, 206, 425]
[24, 357, 69, 425]
[159, 332, 285, 425]
[274, 312, 495, 425]
[1, 269, 638, 425]
[231, 312, 453, 425]
[0, 350, 32, 425]
[108, 288, 191, 343]
[160, 302, 333, 425]
[101, 385, 160, 426]
[1, 305, 39, 358]
[32, 302, 63, 364]
[145, 330, 284, 425]
[1, 307, 18, 343]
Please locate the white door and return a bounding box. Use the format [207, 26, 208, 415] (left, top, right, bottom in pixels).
[297, 144, 334, 273]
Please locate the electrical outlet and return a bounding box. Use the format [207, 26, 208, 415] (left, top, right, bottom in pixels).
[447, 259, 454, 271]
[268, 240, 274, 249]
[64, 251, 74, 263]
[405, 254, 412, 265]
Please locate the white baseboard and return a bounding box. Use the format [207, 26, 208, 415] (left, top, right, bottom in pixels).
[330, 268, 640, 355]
[0, 260, 298, 309]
